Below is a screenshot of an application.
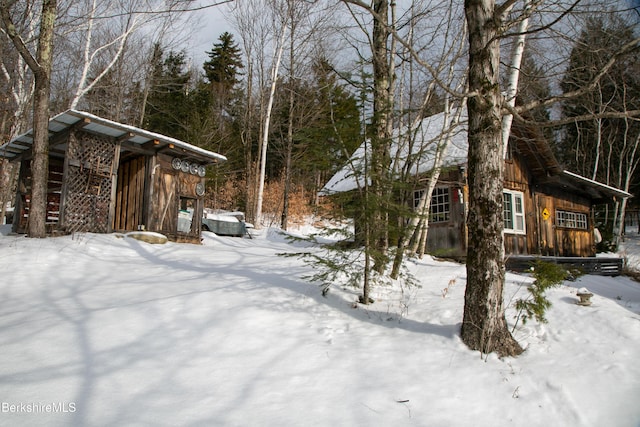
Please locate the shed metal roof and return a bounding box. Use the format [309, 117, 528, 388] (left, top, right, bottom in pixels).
[0, 110, 227, 164]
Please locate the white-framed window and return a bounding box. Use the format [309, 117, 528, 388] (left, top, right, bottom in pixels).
[555, 210, 588, 230]
[503, 190, 526, 234]
[430, 187, 450, 223]
[413, 187, 450, 223]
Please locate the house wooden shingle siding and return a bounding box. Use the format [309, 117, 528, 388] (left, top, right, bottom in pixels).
[0, 110, 226, 243]
[321, 111, 631, 263]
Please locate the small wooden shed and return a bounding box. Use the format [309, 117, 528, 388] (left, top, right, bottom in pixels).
[0, 110, 226, 243]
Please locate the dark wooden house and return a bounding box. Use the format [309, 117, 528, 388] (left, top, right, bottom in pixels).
[321, 112, 631, 264]
[423, 126, 630, 259]
[0, 110, 226, 243]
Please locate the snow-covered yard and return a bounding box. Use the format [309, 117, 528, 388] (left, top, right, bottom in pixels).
[0, 224, 639, 426]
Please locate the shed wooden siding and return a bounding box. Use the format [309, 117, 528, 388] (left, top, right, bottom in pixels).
[146, 153, 204, 243]
[3, 111, 227, 243]
[148, 160, 178, 235]
[12, 130, 209, 243]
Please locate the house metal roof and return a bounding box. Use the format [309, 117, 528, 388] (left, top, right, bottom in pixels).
[560, 170, 631, 201]
[0, 109, 227, 164]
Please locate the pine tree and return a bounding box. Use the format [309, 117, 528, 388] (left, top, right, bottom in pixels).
[299, 57, 361, 194]
[143, 45, 192, 140]
[202, 32, 243, 115]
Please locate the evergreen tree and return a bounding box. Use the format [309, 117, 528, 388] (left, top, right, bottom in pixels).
[254, 56, 361, 224]
[203, 32, 243, 87]
[277, 57, 361, 196]
[202, 32, 243, 115]
[304, 57, 362, 180]
[143, 44, 192, 140]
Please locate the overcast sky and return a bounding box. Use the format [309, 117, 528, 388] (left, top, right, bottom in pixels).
[188, 2, 234, 68]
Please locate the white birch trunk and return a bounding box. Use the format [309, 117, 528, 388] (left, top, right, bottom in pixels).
[501, 0, 530, 158]
[614, 126, 639, 245]
[255, 24, 287, 228]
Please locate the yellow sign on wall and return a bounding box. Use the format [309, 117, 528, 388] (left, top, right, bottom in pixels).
[541, 208, 550, 221]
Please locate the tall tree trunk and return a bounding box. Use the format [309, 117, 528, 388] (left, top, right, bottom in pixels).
[29, 69, 51, 238]
[614, 128, 639, 246]
[281, 111, 293, 230]
[242, 58, 256, 223]
[255, 24, 287, 228]
[1, 0, 58, 238]
[281, 10, 297, 231]
[30, 0, 56, 238]
[369, 0, 392, 275]
[461, 0, 523, 357]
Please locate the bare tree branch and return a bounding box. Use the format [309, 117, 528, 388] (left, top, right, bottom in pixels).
[66, 0, 235, 20]
[0, 0, 40, 72]
[513, 35, 640, 116]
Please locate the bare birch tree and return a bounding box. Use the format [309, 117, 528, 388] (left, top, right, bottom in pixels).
[254, 1, 289, 229]
[230, 0, 285, 225]
[390, 1, 469, 276]
[56, 0, 198, 112]
[501, 0, 531, 157]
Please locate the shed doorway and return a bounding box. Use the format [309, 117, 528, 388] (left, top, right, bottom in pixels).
[113, 155, 146, 231]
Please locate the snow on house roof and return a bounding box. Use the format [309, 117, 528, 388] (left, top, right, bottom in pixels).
[320, 111, 468, 195]
[320, 111, 632, 202]
[0, 109, 227, 164]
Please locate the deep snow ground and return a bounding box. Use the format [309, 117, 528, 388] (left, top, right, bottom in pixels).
[0, 225, 639, 426]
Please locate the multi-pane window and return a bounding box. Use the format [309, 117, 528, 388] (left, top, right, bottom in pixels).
[430, 187, 450, 223]
[413, 187, 450, 223]
[503, 190, 525, 234]
[556, 210, 588, 229]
